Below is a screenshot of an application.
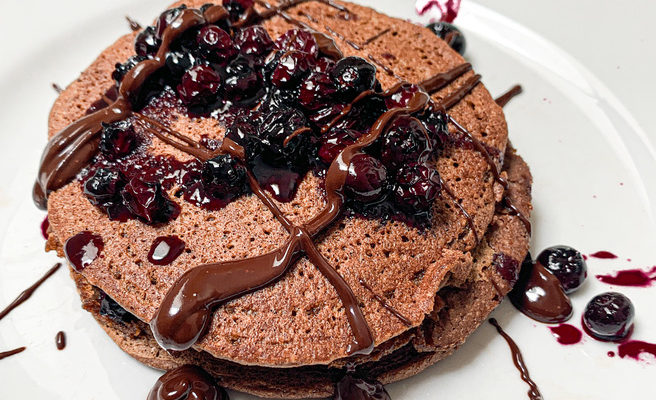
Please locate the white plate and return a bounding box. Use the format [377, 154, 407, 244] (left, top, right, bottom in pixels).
[1, 1, 655, 399]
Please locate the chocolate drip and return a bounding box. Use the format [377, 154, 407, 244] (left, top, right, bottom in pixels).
[52, 83, 63, 94]
[0, 263, 61, 322]
[362, 28, 391, 46]
[359, 279, 411, 326]
[0, 346, 26, 361]
[439, 74, 481, 110]
[499, 197, 532, 235]
[439, 177, 478, 243]
[489, 318, 543, 400]
[495, 85, 523, 108]
[334, 373, 391, 400]
[148, 365, 227, 400]
[126, 16, 142, 32]
[509, 261, 572, 323]
[55, 331, 66, 350]
[418, 63, 471, 93]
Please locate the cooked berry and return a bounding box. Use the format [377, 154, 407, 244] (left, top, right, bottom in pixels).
[380, 116, 432, 170]
[394, 163, 442, 211]
[331, 56, 377, 99]
[121, 177, 180, 224]
[493, 252, 522, 287]
[385, 83, 420, 109]
[314, 57, 335, 74]
[202, 154, 248, 198]
[537, 245, 587, 294]
[196, 25, 237, 63]
[271, 51, 313, 87]
[99, 121, 139, 160]
[222, 0, 254, 10]
[134, 26, 160, 57]
[255, 107, 312, 166]
[155, 5, 187, 39]
[418, 108, 449, 152]
[299, 71, 336, 110]
[225, 120, 258, 145]
[275, 29, 319, 59]
[99, 292, 134, 324]
[318, 128, 361, 164]
[165, 51, 196, 76]
[345, 154, 388, 202]
[223, 56, 263, 103]
[84, 168, 126, 207]
[235, 26, 274, 58]
[308, 103, 346, 128]
[177, 65, 222, 106]
[112, 55, 147, 83]
[583, 292, 635, 342]
[426, 22, 466, 55]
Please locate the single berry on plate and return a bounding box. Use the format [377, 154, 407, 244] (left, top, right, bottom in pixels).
[176, 65, 222, 106]
[331, 56, 377, 99]
[134, 26, 160, 57]
[99, 120, 139, 160]
[394, 163, 442, 211]
[583, 292, 635, 342]
[380, 116, 432, 171]
[537, 245, 587, 294]
[196, 25, 237, 63]
[299, 71, 336, 110]
[275, 29, 319, 59]
[426, 22, 466, 55]
[155, 5, 187, 39]
[202, 154, 248, 198]
[121, 177, 180, 224]
[345, 153, 388, 202]
[271, 51, 313, 87]
[165, 51, 196, 77]
[318, 128, 361, 164]
[235, 26, 274, 59]
[112, 55, 147, 83]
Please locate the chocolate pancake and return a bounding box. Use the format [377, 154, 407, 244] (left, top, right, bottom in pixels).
[41, 0, 531, 393]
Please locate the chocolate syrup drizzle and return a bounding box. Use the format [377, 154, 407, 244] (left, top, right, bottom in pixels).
[126, 16, 142, 32]
[51, 83, 63, 94]
[495, 85, 523, 108]
[0, 346, 26, 361]
[0, 263, 61, 322]
[489, 318, 543, 400]
[35, 1, 521, 359]
[147, 364, 227, 400]
[55, 331, 66, 350]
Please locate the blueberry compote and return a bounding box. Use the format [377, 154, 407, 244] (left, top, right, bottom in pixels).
[83, 4, 454, 230]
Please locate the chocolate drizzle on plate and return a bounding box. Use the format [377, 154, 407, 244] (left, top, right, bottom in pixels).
[489, 318, 543, 400]
[0, 346, 26, 361]
[126, 16, 142, 32]
[147, 364, 228, 400]
[495, 84, 523, 108]
[0, 263, 61, 322]
[56, 331, 66, 350]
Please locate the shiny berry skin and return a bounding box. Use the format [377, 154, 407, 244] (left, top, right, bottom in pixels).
[537, 245, 587, 294]
[235, 26, 274, 58]
[196, 25, 237, 63]
[202, 154, 248, 198]
[385, 84, 420, 109]
[112, 55, 146, 83]
[331, 56, 377, 99]
[275, 29, 319, 59]
[177, 65, 221, 106]
[299, 71, 336, 110]
[345, 154, 388, 202]
[84, 168, 126, 207]
[583, 292, 635, 342]
[380, 116, 431, 171]
[121, 177, 180, 224]
[394, 163, 442, 211]
[222, 0, 252, 21]
[255, 107, 312, 166]
[271, 51, 313, 87]
[155, 5, 187, 39]
[318, 129, 361, 164]
[99, 121, 139, 160]
[426, 22, 466, 55]
[134, 26, 160, 57]
[223, 57, 263, 104]
[99, 291, 134, 324]
[165, 51, 196, 77]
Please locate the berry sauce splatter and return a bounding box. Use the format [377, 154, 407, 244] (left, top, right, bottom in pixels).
[589, 251, 618, 259]
[40, 216, 49, 239]
[415, 0, 461, 23]
[596, 267, 656, 287]
[617, 340, 656, 361]
[548, 324, 582, 345]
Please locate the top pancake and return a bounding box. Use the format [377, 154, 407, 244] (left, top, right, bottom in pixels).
[45, 0, 510, 367]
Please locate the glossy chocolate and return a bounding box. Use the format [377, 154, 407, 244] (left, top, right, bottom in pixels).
[495, 85, 523, 108]
[56, 331, 66, 350]
[0, 346, 26, 361]
[64, 231, 104, 272]
[148, 236, 186, 266]
[0, 263, 61, 322]
[147, 365, 227, 400]
[334, 373, 390, 400]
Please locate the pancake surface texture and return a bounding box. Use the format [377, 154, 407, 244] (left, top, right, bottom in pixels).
[42, 0, 532, 397]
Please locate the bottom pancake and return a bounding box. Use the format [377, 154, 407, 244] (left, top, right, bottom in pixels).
[69, 148, 531, 399]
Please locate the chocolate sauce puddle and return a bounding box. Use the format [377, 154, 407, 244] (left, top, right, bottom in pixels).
[495, 85, 523, 108]
[489, 318, 543, 400]
[147, 364, 227, 400]
[56, 331, 66, 350]
[0, 346, 26, 361]
[0, 263, 61, 322]
[509, 261, 572, 323]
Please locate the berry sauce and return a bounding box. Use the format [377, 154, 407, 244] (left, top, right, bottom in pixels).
[64, 232, 104, 271]
[147, 236, 186, 266]
[589, 251, 617, 259]
[40, 216, 49, 239]
[617, 340, 656, 361]
[596, 266, 656, 287]
[548, 324, 582, 345]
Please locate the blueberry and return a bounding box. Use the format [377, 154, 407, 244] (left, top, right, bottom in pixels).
[255, 107, 313, 166]
[155, 5, 187, 40]
[318, 128, 361, 164]
[583, 292, 635, 342]
[394, 163, 442, 211]
[112, 55, 147, 84]
[426, 22, 466, 55]
[121, 177, 180, 224]
[275, 29, 319, 59]
[380, 116, 432, 171]
[223, 56, 264, 104]
[298, 71, 336, 110]
[271, 51, 313, 87]
[235, 26, 274, 59]
[84, 168, 126, 207]
[196, 25, 237, 63]
[537, 245, 587, 294]
[165, 51, 196, 77]
[331, 56, 377, 99]
[176, 65, 222, 107]
[134, 26, 160, 57]
[99, 120, 139, 160]
[99, 291, 134, 324]
[345, 153, 388, 202]
[202, 154, 248, 198]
